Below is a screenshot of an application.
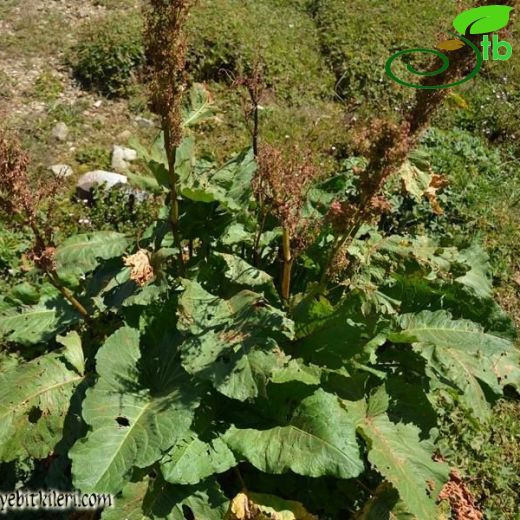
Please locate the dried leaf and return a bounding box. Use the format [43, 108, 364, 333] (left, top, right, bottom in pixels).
[424, 174, 449, 216]
[226, 492, 318, 520]
[124, 249, 154, 286]
[439, 469, 483, 520]
[437, 39, 465, 51]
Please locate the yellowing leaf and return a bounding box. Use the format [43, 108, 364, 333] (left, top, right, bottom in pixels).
[447, 92, 469, 109]
[424, 174, 449, 216]
[226, 492, 317, 520]
[399, 160, 448, 215]
[436, 39, 465, 51]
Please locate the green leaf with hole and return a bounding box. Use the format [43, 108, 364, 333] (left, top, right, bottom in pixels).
[453, 6, 513, 35]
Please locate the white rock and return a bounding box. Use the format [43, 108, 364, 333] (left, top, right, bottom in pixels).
[52, 122, 69, 142]
[111, 145, 138, 171]
[135, 116, 155, 128]
[76, 170, 128, 195]
[93, 100, 103, 108]
[50, 164, 73, 178]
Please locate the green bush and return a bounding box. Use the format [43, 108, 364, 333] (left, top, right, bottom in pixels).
[311, 0, 466, 112]
[187, 0, 335, 101]
[69, 13, 144, 97]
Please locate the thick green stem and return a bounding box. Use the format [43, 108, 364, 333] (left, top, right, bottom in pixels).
[47, 272, 89, 319]
[163, 125, 185, 272]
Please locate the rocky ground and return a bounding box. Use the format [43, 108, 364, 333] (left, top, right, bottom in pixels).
[0, 0, 151, 194]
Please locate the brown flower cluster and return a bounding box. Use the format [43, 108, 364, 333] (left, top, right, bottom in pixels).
[0, 133, 34, 222]
[145, 0, 193, 149]
[124, 249, 154, 287]
[254, 143, 320, 249]
[0, 132, 60, 256]
[233, 61, 266, 156]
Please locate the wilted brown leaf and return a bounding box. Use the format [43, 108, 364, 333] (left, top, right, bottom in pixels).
[124, 249, 154, 286]
[439, 469, 483, 520]
[225, 492, 317, 520]
[424, 174, 449, 215]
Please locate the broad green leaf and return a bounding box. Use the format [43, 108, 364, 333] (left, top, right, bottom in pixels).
[101, 478, 149, 520]
[180, 148, 255, 212]
[223, 389, 364, 479]
[215, 252, 273, 289]
[220, 223, 255, 246]
[0, 346, 85, 461]
[182, 83, 215, 128]
[389, 310, 519, 419]
[9, 281, 40, 304]
[270, 359, 322, 386]
[70, 327, 200, 494]
[143, 476, 228, 520]
[294, 294, 380, 370]
[0, 302, 60, 346]
[55, 231, 129, 277]
[178, 280, 294, 401]
[56, 331, 84, 375]
[360, 232, 493, 300]
[453, 5, 513, 35]
[175, 137, 196, 185]
[126, 172, 163, 194]
[161, 433, 236, 485]
[455, 244, 492, 299]
[226, 492, 318, 520]
[348, 389, 449, 520]
[356, 482, 414, 520]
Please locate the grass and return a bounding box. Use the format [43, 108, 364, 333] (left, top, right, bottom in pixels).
[438, 397, 520, 519]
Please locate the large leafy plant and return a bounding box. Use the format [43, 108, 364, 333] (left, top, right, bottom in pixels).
[0, 1, 518, 518]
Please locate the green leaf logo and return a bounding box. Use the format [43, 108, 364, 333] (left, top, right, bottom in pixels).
[453, 5, 513, 35]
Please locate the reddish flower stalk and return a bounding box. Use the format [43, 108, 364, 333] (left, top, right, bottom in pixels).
[0, 132, 89, 318]
[145, 0, 194, 271]
[321, 0, 515, 283]
[254, 143, 320, 301]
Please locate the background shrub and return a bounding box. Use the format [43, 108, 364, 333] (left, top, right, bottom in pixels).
[186, 0, 335, 102]
[69, 13, 144, 97]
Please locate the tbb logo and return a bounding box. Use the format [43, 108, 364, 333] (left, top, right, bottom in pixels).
[386, 5, 514, 89]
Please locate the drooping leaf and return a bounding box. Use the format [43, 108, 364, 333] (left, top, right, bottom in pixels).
[453, 5, 513, 35]
[161, 433, 236, 485]
[0, 299, 68, 346]
[226, 492, 318, 520]
[182, 83, 215, 128]
[389, 310, 520, 414]
[55, 231, 129, 277]
[56, 330, 85, 375]
[142, 476, 229, 520]
[348, 388, 449, 520]
[399, 160, 433, 202]
[101, 477, 149, 520]
[70, 327, 200, 494]
[215, 252, 274, 290]
[180, 148, 256, 212]
[178, 280, 294, 401]
[0, 343, 85, 461]
[355, 482, 414, 520]
[454, 244, 492, 300]
[223, 389, 364, 479]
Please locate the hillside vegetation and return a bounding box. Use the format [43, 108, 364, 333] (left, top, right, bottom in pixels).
[0, 0, 519, 518]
